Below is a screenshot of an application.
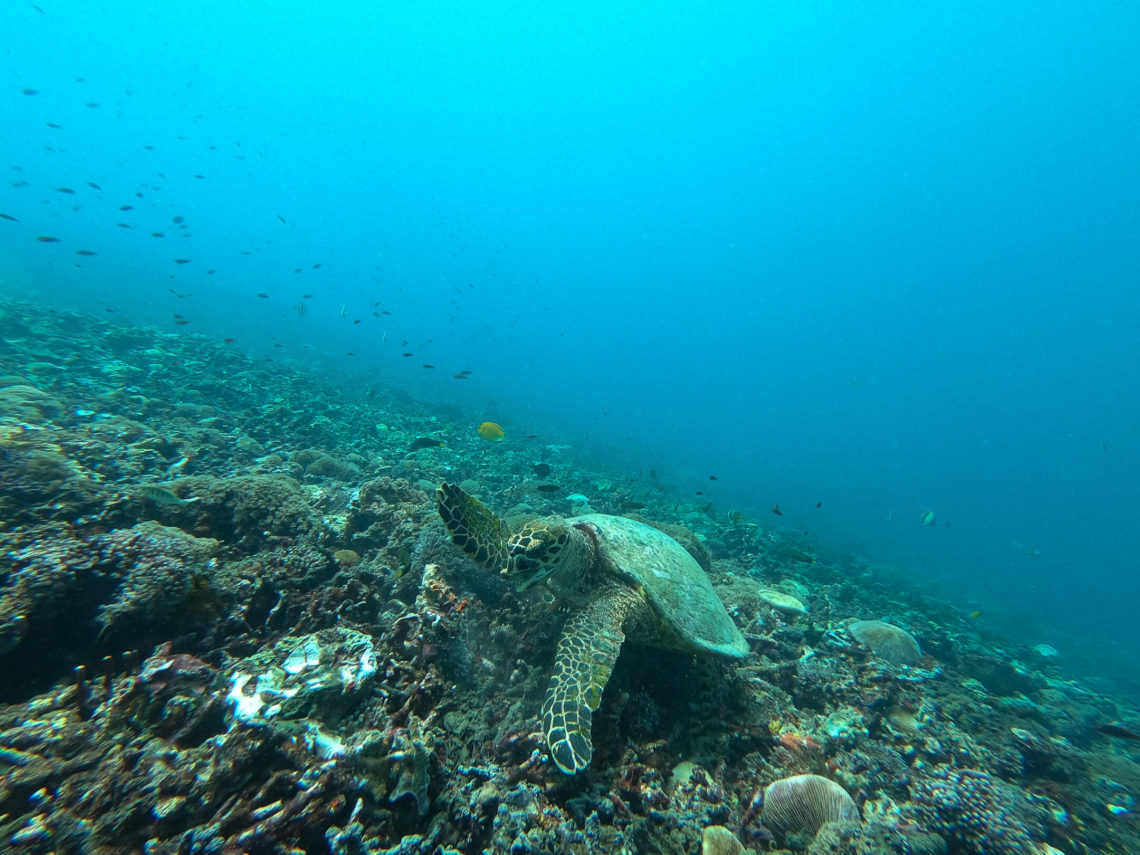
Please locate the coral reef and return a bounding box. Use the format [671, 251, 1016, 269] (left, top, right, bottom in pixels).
[910, 768, 1044, 855]
[0, 299, 1136, 854]
[847, 619, 923, 667]
[760, 773, 860, 836]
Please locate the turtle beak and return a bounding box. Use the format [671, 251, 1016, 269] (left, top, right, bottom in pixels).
[508, 549, 542, 588]
[507, 542, 552, 591]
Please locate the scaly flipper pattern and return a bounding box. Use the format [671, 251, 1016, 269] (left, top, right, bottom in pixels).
[437, 482, 509, 572]
[541, 581, 643, 774]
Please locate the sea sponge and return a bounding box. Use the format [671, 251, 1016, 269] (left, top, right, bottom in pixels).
[761, 773, 860, 835]
[848, 619, 922, 666]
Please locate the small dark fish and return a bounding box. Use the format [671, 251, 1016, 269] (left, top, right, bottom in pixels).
[46, 122, 63, 128]
[301, 294, 313, 299]
[312, 263, 322, 269]
[422, 364, 435, 369]
[535, 484, 561, 493]
[22, 88, 39, 96]
[151, 232, 165, 238]
[816, 501, 822, 509]
[532, 463, 552, 478]
[381, 310, 391, 315]
[772, 504, 783, 516]
[695, 490, 704, 496]
[294, 268, 302, 273]
[452, 373, 467, 379]
[86, 102, 100, 108]
[174, 319, 190, 326]
[193, 174, 206, 179]
[353, 319, 361, 325]
[620, 501, 647, 510]
[57, 187, 75, 194]
[37, 236, 59, 242]
[174, 258, 191, 264]
[409, 437, 445, 451]
[0, 214, 18, 222]
[172, 215, 184, 224]
[75, 250, 96, 256]
[277, 214, 286, 224]
[1095, 723, 1140, 741]
[402, 352, 414, 357]
[119, 204, 134, 211]
[87, 181, 102, 190]
[708, 475, 718, 481]
[117, 223, 131, 228]
[256, 292, 270, 298]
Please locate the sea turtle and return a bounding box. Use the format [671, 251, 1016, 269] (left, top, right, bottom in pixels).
[437, 482, 749, 774]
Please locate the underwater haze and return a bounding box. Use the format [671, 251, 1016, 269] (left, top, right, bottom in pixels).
[3, 1, 1140, 693]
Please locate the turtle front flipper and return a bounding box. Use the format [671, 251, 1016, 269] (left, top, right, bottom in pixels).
[437, 482, 510, 572]
[542, 581, 643, 774]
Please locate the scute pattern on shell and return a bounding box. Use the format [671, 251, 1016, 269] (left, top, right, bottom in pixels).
[761, 773, 860, 835]
[571, 513, 749, 657]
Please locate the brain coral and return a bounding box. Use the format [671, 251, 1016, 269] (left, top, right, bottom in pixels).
[848, 619, 922, 666]
[761, 773, 860, 835]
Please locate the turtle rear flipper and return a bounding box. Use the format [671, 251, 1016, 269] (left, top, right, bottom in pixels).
[542, 582, 642, 774]
[437, 482, 509, 571]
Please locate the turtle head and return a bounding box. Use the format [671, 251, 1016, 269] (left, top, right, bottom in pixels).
[506, 517, 593, 591]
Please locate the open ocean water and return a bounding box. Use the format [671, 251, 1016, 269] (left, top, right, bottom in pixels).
[2, 3, 1139, 854]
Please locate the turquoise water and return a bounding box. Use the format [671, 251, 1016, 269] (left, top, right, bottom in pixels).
[3, 2, 1138, 694]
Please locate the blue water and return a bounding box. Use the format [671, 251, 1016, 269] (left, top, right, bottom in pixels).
[3, 2, 1139, 689]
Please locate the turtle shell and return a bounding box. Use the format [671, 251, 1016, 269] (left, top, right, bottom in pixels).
[570, 514, 749, 658]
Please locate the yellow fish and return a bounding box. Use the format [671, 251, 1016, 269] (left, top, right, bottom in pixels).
[919, 509, 937, 526]
[477, 421, 505, 442]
